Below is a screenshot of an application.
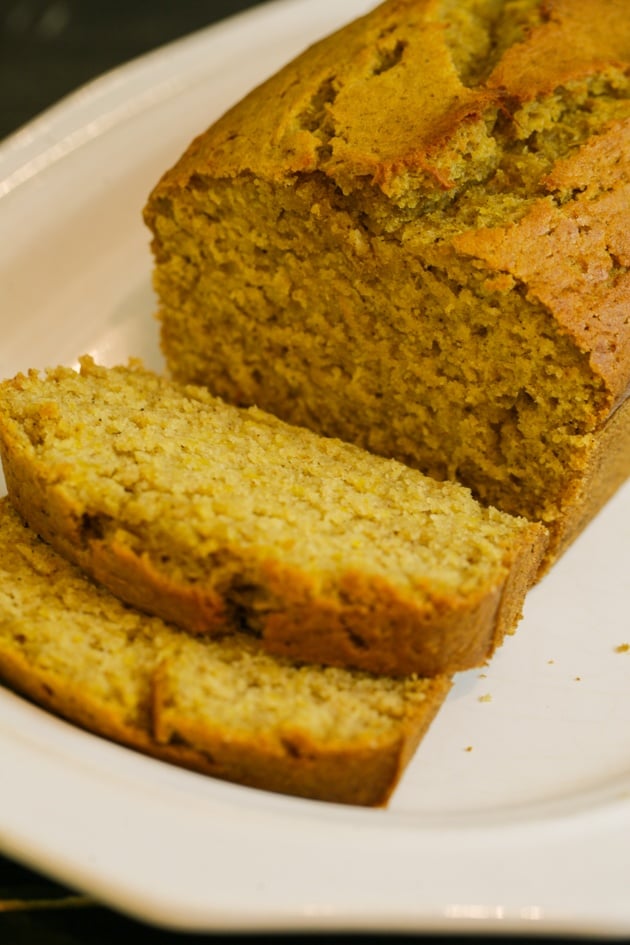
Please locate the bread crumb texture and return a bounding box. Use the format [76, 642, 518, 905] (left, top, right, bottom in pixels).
[0, 499, 451, 805]
[0, 359, 545, 676]
[145, 0, 630, 566]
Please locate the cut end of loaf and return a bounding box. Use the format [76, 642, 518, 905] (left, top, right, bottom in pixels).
[144, 0, 630, 568]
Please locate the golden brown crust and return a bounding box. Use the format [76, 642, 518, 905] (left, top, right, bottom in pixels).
[146, 0, 630, 190]
[486, 0, 630, 100]
[454, 119, 630, 407]
[153, 663, 451, 807]
[543, 387, 630, 567]
[257, 562, 522, 676]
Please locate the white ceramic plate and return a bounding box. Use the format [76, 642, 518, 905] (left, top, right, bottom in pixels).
[1, 0, 629, 935]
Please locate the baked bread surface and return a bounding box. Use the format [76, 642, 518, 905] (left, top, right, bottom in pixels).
[0, 498, 451, 806]
[0, 358, 546, 677]
[144, 0, 630, 567]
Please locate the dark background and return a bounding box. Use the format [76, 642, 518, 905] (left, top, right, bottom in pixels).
[0, 1, 627, 943]
[0, 0, 267, 141]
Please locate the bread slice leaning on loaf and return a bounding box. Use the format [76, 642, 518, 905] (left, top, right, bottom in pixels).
[0, 358, 546, 677]
[144, 0, 630, 571]
[0, 498, 451, 806]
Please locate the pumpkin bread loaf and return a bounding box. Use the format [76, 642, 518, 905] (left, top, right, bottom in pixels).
[0, 358, 546, 677]
[0, 499, 451, 806]
[144, 0, 630, 569]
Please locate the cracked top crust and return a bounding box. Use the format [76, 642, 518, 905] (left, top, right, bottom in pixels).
[149, 0, 630, 187]
[454, 118, 630, 406]
[146, 0, 630, 402]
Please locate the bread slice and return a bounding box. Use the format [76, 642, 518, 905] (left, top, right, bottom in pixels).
[144, 0, 630, 569]
[0, 358, 546, 677]
[0, 498, 451, 806]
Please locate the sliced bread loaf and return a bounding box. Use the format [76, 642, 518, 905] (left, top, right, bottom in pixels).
[0, 498, 451, 806]
[0, 358, 546, 677]
[144, 0, 630, 569]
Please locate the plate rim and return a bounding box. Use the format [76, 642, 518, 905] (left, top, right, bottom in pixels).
[1, 0, 630, 935]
